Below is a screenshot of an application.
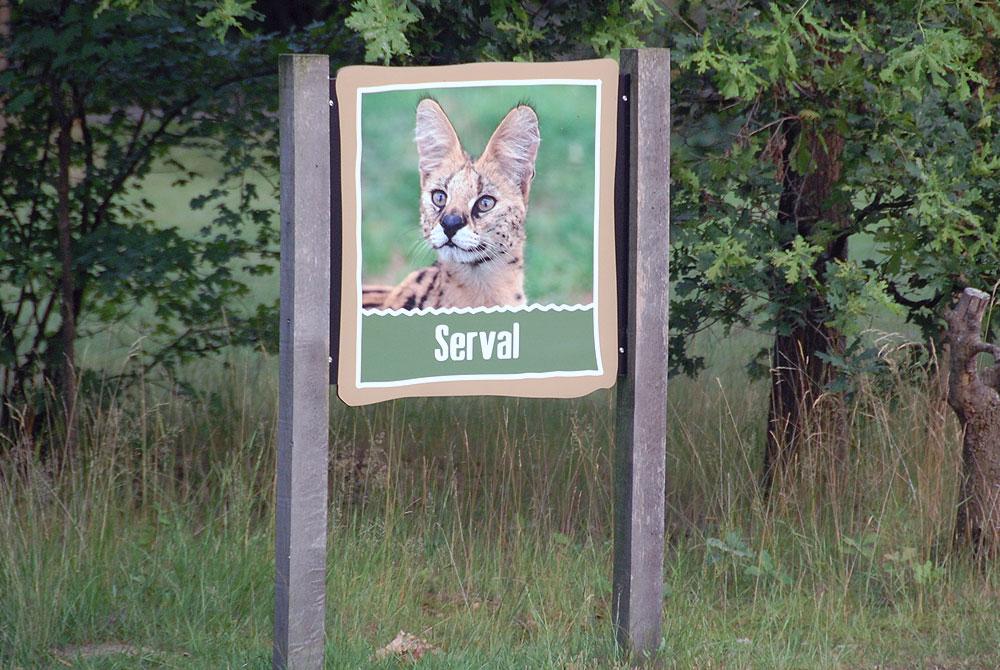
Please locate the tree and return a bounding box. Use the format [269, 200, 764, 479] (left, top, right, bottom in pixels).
[0, 1, 357, 446]
[342, 2, 999, 497]
[945, 288, 1000, 558]
[665, 1, 1000, 492]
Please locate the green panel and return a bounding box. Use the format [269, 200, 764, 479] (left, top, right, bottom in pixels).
[359, 308, 598, 384]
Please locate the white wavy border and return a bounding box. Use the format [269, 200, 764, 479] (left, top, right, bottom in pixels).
[361, 302, 594, 317]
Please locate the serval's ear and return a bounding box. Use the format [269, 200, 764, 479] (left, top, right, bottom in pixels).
[480, 105, 540, 200]
[415, 99, 464, 181]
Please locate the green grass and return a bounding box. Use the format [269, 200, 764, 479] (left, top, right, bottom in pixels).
[2, 344, 999, 669]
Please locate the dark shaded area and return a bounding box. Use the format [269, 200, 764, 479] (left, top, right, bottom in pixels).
[254, 0, 345, 33]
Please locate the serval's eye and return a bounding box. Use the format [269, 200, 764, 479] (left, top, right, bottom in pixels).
[475, 195, 496, 213]
[431, 190, 447, 208]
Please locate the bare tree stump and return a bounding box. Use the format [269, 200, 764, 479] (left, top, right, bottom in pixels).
[945, 287, 1000, 558]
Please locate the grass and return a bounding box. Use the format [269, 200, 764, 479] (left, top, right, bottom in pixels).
[2, 337, 999, 669]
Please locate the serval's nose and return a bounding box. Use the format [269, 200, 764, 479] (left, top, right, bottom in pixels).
[441, 213, 465, 239]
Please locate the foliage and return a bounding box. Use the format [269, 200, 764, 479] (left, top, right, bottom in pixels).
[96, 0, 262, 40]
[343, 0, 1000, 384]
[841, 533, 948, 610]
[0, 0, 661, 435]
[343, 0, 652, 63]
[0, 2, 358, 424]
[706, 530, 794, 586]
[665, 0, 1000, 377]
[3, 0, 998, 452]
[344, 0, 420, 65]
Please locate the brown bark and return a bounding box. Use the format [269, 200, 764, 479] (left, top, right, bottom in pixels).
[945, 288, 1000, 558]
[761, 122, 849, 494]
[763, 305, 846, 493]
[55, 88, 78, 456]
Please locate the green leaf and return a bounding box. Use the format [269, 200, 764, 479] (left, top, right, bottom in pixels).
[345, 0, 420, 65]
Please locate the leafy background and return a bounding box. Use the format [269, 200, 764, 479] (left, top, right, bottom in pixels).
[359, 84, 598, 305]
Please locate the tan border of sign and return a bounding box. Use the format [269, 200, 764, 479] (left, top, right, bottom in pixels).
[335, 60, 619, 406]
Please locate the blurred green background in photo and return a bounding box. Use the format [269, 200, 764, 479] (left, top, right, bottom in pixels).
[359, 84, 598, 305]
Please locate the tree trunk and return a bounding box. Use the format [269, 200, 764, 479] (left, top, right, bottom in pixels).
[945, 287, 1000, 558]
[763, 300, 845, 493]
[0, 0, 10, 143]
[761, 121, 849, 495]
[55, 89, 78, 457]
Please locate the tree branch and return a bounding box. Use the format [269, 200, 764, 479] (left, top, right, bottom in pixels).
[23, 114, 56, 242]
[886, 280, 942, 311]
[140, 324, 231, 375]
[973, 341, 1000, 361]
[855, 190, 915, 227]
[90, 108, 146, 233]
[90, 69, 272, 232]
[71, 83, 95, 235]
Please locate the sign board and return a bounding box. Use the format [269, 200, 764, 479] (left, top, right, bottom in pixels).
[334, 60, 619, 406]
[276, 50, 669, 669]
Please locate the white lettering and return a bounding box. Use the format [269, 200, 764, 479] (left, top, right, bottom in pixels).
[434, 324, 449, 361]
[465, 331, 476, 360]
[480, 330, 497, 360]
[432, 322, 522, 362]
[450, 331, 466, 361]
[496, 331, 511, 359]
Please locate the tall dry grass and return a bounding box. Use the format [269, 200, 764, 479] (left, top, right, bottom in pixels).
[1, 341, 997, 668]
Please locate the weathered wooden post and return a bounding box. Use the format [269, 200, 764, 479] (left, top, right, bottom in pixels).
[613, 47, 670, 657]
[275, 53, 331, 670]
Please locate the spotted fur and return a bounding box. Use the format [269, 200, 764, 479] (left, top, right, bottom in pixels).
[361, 99, 540, 310]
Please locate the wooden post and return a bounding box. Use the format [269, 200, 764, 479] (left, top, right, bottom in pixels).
[613, 48, 670, 658]
[275, 53, 331, 670]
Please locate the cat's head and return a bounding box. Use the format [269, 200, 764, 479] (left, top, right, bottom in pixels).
[414, 99, 540, 267]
